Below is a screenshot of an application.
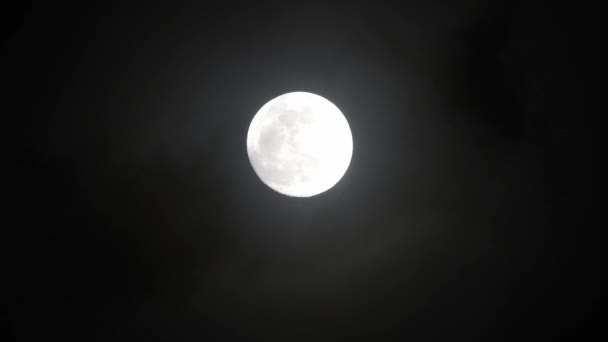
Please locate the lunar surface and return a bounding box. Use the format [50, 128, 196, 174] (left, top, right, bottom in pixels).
[247, 92, 353, 197]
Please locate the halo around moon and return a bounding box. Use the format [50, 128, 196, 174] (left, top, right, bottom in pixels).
[247, 92, 353, 197]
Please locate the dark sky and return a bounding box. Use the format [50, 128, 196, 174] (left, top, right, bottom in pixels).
[7, 1, 594, 341]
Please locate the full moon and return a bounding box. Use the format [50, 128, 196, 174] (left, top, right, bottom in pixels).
[247, 92, 353, 197]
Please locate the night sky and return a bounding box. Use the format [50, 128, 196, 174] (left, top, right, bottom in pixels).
[7, 1, 594, 341]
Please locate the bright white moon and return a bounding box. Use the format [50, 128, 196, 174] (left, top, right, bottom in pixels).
[247, 92, 353, 197]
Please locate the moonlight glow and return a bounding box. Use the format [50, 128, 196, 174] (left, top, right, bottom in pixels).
[247, 92, 353, 197]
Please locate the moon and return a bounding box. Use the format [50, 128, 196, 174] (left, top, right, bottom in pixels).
[247, 92, 353, 197]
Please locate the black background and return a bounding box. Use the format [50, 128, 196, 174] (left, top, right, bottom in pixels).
[7, 1, 595, 341]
